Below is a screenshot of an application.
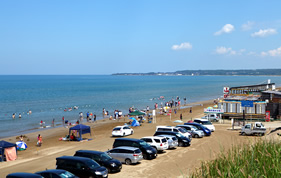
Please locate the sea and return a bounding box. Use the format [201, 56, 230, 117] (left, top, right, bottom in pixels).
[1, 75, 281, 139]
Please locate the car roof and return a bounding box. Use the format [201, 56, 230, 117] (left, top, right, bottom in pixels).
[141, 136, 165, 139]
[156, 134, 176, 138]
[56, 156, 93, 161]
[6, 172, 43, 178]
[75, 150, 103, 155]
[194, 118, 208, 121]
[156, 126, 175, 128]
[35, 169, 67, 174]
[115, 138, 141, 142]
[112, 146, 140, 151]
[155, 131, 177, 134]
[184, 122, 201, 126]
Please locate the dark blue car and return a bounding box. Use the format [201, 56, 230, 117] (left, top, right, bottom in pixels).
[184, 122, 211, 136]
[35, 169, 77, 178]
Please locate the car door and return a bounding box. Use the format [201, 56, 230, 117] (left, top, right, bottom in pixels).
[108, 149, 121, 161]
[123, 127, 130, 135]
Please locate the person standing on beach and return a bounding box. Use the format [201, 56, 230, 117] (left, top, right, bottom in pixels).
[180, 113, 183, 121]
[94, 114, 96, 122]
[62, 116, 65, 126]
[184, 97, 187, 105]
[190, 107, 192, 113]
[86, 112, 89, 122]
[52, 118, 55, 127]
[37, 134, 42, 147]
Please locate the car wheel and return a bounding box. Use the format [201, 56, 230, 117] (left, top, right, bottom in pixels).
[143, 154, 148, 160]
[125, 158, 132, 165]
[241, 132, 246, 136]
[178, 142, 184, 147]
[131, 131, 133, 135]
[123, 132, 125, 136]
[107, 167, 111, 173]
[194, 134, 199, 138]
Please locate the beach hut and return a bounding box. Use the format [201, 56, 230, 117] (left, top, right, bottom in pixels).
[0, 140, 17, 162]
[69, 124, 91, 141]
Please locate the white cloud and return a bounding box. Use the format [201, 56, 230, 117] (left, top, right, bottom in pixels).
[214, 24, 235, 36]
[215, 47, 245, 56]
[251, 28, 277, 37]
[215, 46, 236, 55]
[241, 21, 255, 31]
[171, 42, 192, 50]
[261, 46, 281, 57]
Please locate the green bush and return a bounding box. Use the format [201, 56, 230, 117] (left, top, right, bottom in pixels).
[191, 140, 281, 177]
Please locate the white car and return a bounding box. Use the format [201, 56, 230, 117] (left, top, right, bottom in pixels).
[156, 126, 192, 140]
[112, 126, 134, 137]
[193, 119, 216, 132]
[140, 136, 169, 152]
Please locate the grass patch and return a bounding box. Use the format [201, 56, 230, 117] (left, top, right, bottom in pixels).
[191, 140, 281, 177]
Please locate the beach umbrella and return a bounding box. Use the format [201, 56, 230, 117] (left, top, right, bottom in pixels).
[16, 141, 27, 150]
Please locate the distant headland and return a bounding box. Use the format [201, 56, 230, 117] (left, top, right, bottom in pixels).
[112, 69, 281, 76]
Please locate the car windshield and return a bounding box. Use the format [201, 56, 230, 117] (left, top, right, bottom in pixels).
[201, 125, 208, 130]
[178, 127, 187, 133]
[176, 133, 185, 138]
[59, 171, 76, 178]
[139, 140, 150, 147]
[101, 153, 112, 161]
[201, 121, 212, 125]
[113, 128, 121, 131]
[85, 160, 100, 169]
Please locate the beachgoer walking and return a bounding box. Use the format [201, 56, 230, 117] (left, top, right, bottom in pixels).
[180, 113, 183, 121]
[190, 108, 192, 113]
[37, 134, 42, 147]
[174, 109, 177, 115]
[94, 114, 96, 122]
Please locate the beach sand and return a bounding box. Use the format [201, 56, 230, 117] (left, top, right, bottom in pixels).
[1, 100, 280, 177]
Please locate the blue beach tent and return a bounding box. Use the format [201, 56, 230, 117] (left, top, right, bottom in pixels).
[69, 124, 91, 141]
[131, 120, 140, 127]
[0, 140, 17, 162]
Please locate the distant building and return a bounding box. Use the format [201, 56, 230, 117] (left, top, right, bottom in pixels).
[218, 82, 281, 120]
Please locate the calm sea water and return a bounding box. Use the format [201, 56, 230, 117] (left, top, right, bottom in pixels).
[1, 75, 281, 138]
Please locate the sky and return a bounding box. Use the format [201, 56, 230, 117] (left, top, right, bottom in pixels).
[1, 0, 281, 75]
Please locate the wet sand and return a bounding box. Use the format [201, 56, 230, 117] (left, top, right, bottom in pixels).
[1, 100, 280, 177]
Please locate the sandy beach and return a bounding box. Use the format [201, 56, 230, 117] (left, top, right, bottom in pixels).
[1, 100, 281, 178]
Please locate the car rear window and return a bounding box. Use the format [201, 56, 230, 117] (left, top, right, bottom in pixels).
[113, 128, 121, 131]
[172, 137, 177, 141]
[161, 138, 167, 142]
[134, 149, 141, 154]
[154, 139, 160, 143]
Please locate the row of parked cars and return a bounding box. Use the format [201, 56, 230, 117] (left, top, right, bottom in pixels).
[7, 119, 215, 178]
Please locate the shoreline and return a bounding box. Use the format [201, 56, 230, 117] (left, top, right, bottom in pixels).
[0, 99, 213, 140]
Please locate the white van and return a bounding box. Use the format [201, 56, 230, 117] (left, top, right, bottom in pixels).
[193, 118, 216, 132]
[156, 126, 192, 139]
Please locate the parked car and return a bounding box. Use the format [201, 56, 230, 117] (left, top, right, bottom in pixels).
[106, 146, 143, 165]
[193, 119, 216, 132]
[140, 136, 169, 152]
[6, 173, 43, 178]
[112, 126, 134, 137]
[74, 150, 122, 173]
[184, 122, 211, 136]
[201, 114, 220, 122]
[154, 131, 191, 147]
[176, 125, 204, 138]
[56, 156, 108, 178]
[156, 135, 178, 149]
[35, 169, 77, 178]
[156, 126, 192, 140]
[113, 138, 157, 160]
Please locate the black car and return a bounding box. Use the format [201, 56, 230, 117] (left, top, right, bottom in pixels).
[154, 131, 191, 147]
[35, 169, 77, 178]
[113, 138, 157, 160]
[6, 172, 43, 178]
[56, 156, 108, 178]
[74, 150, 122, 173]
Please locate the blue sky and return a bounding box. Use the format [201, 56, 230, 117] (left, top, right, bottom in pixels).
[1, 0, 281, 75]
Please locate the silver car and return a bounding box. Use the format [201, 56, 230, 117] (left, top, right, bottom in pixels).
[106, 146, 143, 165]
[176, 125, 204, 138]
[157, 135, 178, 149]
